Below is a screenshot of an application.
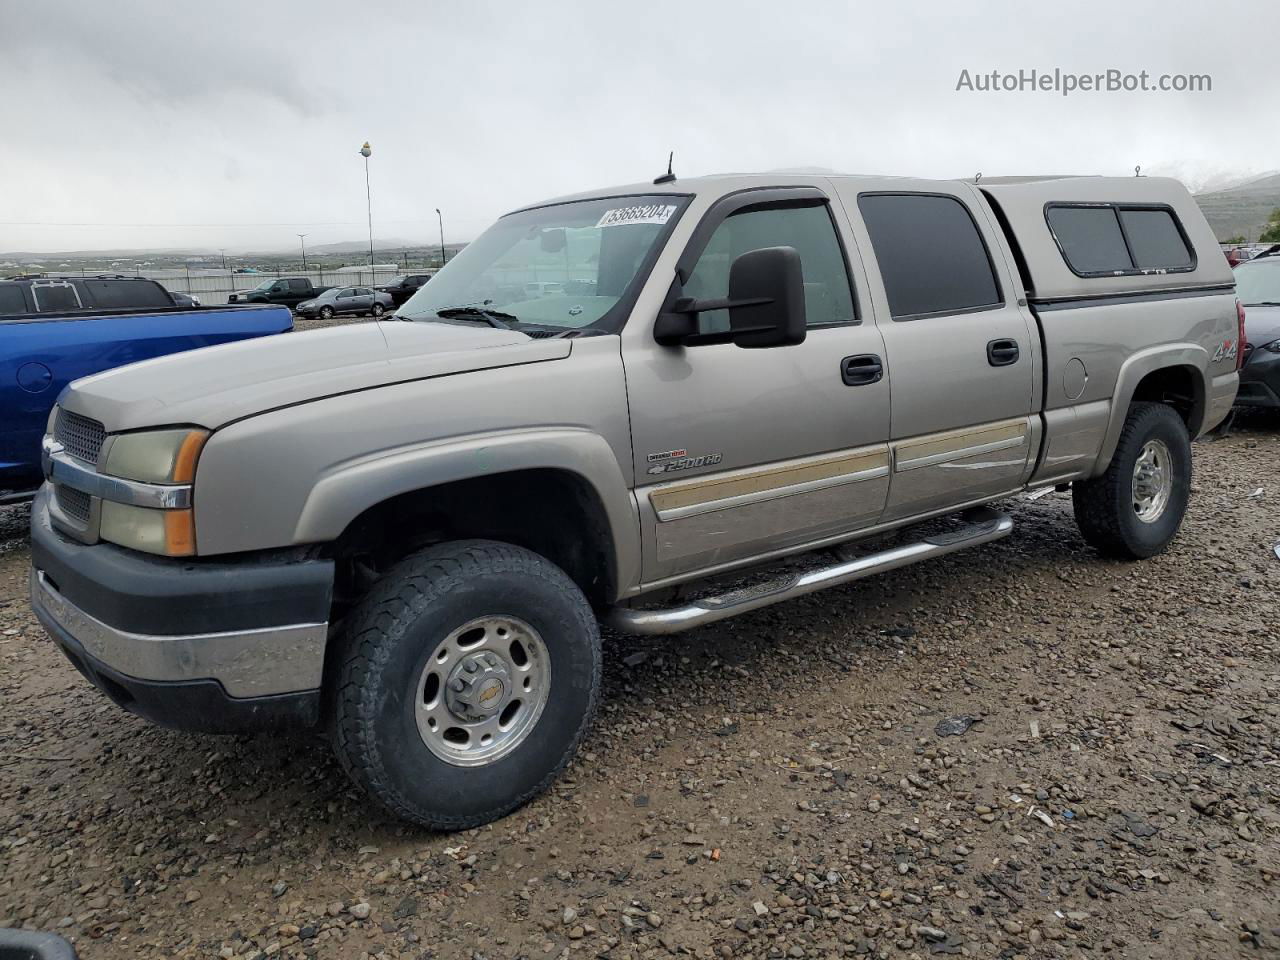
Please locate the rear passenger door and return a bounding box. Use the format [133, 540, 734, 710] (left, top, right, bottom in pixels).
[837, 186, 1037, 520]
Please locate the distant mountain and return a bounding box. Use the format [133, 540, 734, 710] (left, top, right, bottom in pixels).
[1195, 172, 1280, 241]
[289, 238, 424, 255]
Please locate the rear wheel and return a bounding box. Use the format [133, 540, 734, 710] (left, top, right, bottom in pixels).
[330, 540, 601, 829]
[1072, 402, 1191, 558]
[371, 302, 385, 317]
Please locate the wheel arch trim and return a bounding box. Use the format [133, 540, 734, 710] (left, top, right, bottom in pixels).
[294, 427, 640, 599]
[1093, 344, 1208, 477]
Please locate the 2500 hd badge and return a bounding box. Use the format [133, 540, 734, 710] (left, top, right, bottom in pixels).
[646, 448, 724, 475]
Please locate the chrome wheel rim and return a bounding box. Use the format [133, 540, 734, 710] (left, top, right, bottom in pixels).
[414, 616, 549, 767]
[1132, 439, 1173, 523]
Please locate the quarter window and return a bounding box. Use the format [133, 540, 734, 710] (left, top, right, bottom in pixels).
[685, 203, 856, 331]
[857, 193, 1002, 319]
[1046, 203, 1194, 275]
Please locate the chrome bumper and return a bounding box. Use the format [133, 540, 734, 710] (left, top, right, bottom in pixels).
[30, 567, 327, 698]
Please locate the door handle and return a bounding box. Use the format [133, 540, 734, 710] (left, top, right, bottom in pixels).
[987, 339, 1020, 367]
[841, 354, 883, 386]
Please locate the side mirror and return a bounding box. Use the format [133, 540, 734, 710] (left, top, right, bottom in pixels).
[653, 246, 807, 348]
[726, 246, 806, 348]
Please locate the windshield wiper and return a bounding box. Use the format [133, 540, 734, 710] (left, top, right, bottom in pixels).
[1244, 301, 1280, 307]
[434, 304, 519, 329]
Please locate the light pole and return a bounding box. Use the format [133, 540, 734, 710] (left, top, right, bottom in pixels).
[297, 233, 308, 271]
[219, 248, 228, 271]
[436, 208, 446, 269]
[360, 142, 374, 273]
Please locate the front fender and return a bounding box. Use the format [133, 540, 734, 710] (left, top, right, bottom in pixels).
[294, 427, 641, 596]
[1093, 343, 1208, 476]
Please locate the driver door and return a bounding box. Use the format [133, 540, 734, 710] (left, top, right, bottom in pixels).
[623, 187, 891, 584]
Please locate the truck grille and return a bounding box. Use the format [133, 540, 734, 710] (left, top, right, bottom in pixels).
[56, 485, 92, 523]
[55, 410, 106, 465]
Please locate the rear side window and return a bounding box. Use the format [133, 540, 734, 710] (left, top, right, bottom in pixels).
[0, 285, 28, 315]
[32, 282, 83, 312]
[858, 193, 1002, 319]
[1046, 203, 1194, 275]
[289, 279, 308, 292]
[83, 279, 172, 309]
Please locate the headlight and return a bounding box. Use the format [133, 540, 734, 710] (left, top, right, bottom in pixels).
[99, 428, 207, 556]
[1262, 339, 1280, 354]
[105, 428, 208, 484]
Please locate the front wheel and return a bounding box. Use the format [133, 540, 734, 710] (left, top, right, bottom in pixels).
[318, 305, 335, 320]
[330, 540, 601, 829]
[1072, 402, 1191, 559]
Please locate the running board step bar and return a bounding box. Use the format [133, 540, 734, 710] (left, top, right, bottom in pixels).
[607, 508, 1013, 636]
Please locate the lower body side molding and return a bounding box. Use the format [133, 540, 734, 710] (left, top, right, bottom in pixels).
[607, 507, 1013, 636]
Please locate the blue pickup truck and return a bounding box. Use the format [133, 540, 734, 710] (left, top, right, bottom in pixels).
[1, 275, 292, 501]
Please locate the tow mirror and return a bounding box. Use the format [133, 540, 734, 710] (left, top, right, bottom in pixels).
[653, 246, 807, 348]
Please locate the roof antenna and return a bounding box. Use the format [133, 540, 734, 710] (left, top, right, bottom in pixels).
[654, 152, 676, 185]
[1134, 164, 1143, 177]
[974, 172, 982, 183]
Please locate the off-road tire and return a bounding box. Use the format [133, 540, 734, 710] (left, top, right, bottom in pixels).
[319, 306, 335, 320]
[1072, 402, 1191, 559]
[329, 540, 601, 829]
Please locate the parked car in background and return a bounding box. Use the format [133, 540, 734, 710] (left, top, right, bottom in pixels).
[377, 273, 431, 306]
[227, 277, 331, 308]
[1233, 256, 1280, 409]
[1, 275, 292, 500]
[168, 290, 201, 308]
[294, 285, 392, 320]
[28, 173, 1239, 829]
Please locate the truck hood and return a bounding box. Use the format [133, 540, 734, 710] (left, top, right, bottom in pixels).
[1244, 305, 1280, 349]
[60, 321, 572, 432]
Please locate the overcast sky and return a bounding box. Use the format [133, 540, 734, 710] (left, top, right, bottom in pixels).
[2, 0, 1274, 254]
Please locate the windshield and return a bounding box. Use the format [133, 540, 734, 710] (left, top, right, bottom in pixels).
[397, 194, 689, 332]
[1234, 259, 1280, 304]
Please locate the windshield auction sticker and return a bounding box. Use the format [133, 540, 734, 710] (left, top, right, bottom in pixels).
[596, 204, 678, 228]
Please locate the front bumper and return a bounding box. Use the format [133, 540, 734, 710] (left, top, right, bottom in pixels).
[1237, 349, 1280, 408]
[29, 489, 334, 733]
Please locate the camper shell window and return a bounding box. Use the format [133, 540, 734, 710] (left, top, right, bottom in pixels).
[1045, 202, 1195, 277]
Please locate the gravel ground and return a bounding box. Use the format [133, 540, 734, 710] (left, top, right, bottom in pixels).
[0, 385, 1277, 959]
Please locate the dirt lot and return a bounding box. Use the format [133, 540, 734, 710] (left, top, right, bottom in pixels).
[1, 370, 1277, 959]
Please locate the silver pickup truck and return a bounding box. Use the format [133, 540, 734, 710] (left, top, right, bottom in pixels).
[29, 172, 1241, 828]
